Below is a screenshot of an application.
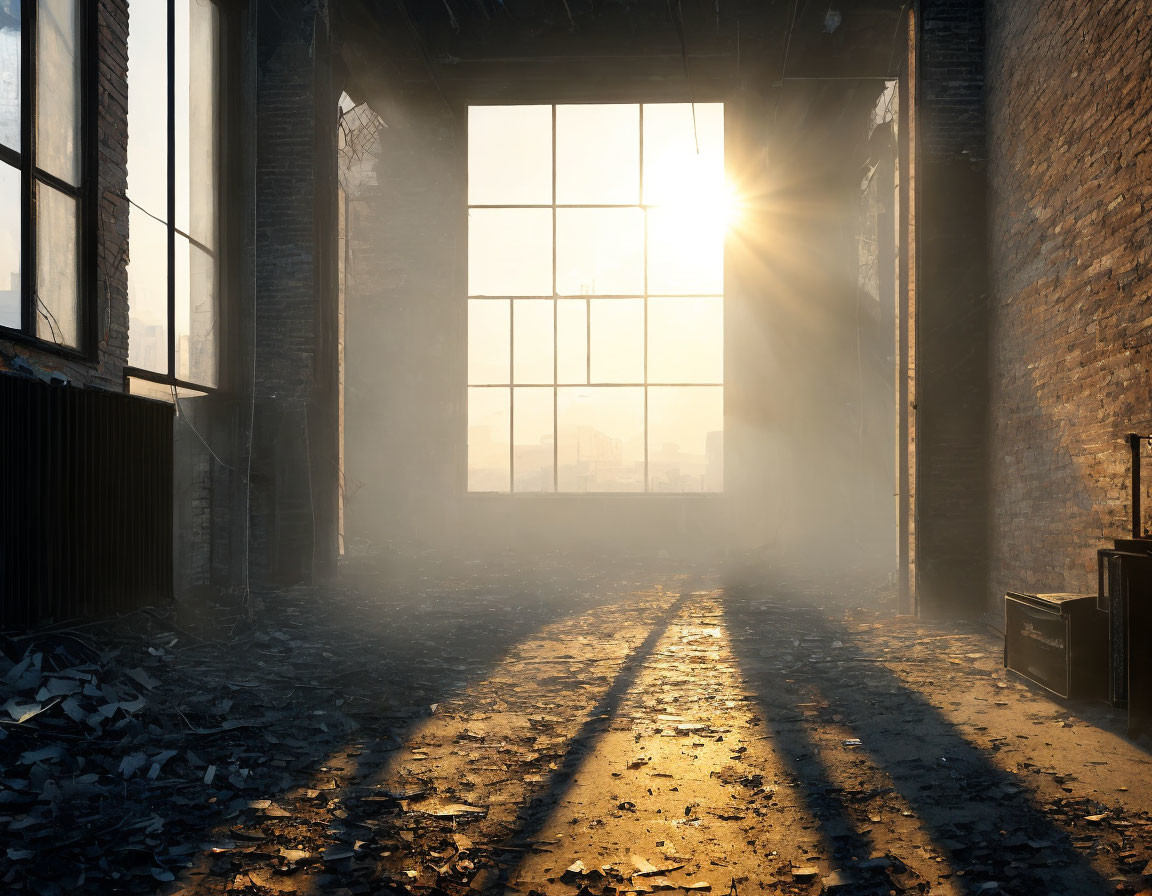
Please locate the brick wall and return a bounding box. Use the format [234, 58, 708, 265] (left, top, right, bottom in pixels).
[919, 0, 986, 163]
[986, 0, 1152, 619]
[94, 0, 131, 388]
[914, 0, 990, 617]
[251, 0, 340, 583]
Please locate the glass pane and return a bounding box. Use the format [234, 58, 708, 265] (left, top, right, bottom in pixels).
[127, 0, 167, 218]
[557, 386, 644, 492]
[556, 208, 643, 296]
[648, 386, 723, 492]
[176, 0, 219, 246]
[0, 0, 20, 152]
[643, 103, 724, 206]
[513, 387, 554, 492]
[647, 206, 724, 295]
[556, 104, 639, 204]
[468, 299, 509, 385]
[468, 387, 510, 492]
[0, 160, 19, 328]
[174, 235, 217, 386]
[589, 299, 643, 383]
[556, 299, 587, 385]
[35, 181, 77, 346]
[127, 377, 173, 403]
[468, 208, 552, 296]
[127, 203, 169, 372]
[469, 105, 552, 205]
[36, 0, 79, 186]
[648, 297, 723, 383]
[513, 298, 553, 384]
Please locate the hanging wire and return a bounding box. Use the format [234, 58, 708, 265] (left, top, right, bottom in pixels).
[668, 0, 699, 153]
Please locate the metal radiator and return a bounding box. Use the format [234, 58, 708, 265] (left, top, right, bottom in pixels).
[0, 374, 174, 627]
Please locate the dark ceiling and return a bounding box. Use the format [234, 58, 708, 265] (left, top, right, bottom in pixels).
[339, 0, 909, 109]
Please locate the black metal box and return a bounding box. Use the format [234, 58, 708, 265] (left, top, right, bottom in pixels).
[1130, 589, 1152, 737]
[1098, 548, 1152, 709]
[1004, 592, 1107, 700]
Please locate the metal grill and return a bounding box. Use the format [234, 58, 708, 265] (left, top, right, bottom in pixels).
[0, 374, 173, 627]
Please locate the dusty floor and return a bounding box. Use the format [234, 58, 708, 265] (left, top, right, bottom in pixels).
[2, 556, 1152, 895]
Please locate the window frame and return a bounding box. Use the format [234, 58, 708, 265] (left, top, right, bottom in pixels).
[466, 102, 726, 495]
[0, 0, 95, 359]
[124, 0, 226, 395]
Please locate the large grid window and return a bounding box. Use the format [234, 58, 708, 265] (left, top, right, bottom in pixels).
[0, 0, 87, 351]
[467, 103, 727, 494]
[126, 0, 221, 389]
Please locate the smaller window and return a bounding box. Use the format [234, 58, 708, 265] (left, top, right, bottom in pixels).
[0, 0, 88, 351]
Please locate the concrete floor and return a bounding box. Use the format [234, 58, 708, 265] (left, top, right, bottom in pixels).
[4, 558, 1151, 895]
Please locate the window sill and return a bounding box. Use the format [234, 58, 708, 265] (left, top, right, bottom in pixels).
[0, 327, 94, 364]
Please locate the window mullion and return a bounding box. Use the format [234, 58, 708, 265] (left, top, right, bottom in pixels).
[21, 0, 33, 336]
[166, 0, 176, 379]
[34, 167, 82, 198]
[639, 103, 648, 492]
[551, 104, 558, 494]
[509, 300, 514, 493]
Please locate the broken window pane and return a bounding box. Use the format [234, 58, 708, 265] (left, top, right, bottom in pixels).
[468, 299, 510, 385]
[468, 387, 510, 492]
[34, 181, 78, 347]
[126, 0, 167, 219]
[557, 386, 644, 492]
[127, 203, 169, 372]
[642, 103, 724, 207]
[647, 206, 724, 295]
[648, 297, 723, 384]
[468, 208, 553, 296]
[514, 387, 554, 492]
[176, 0, 219, 249]
[556, 104, 639, 204]
[469, 105, 552, 205]
[648, 386, 723, 492]
[513, 298, 553, 384]
[0, 1, 20, 152]
[556, 208, 643, 296]
[174, 236, 218, 386]
[556, 299, 587, 384]
[0, 160, 19, 329]
[36, 0, 79, 186]
[590, 299, 643, 383]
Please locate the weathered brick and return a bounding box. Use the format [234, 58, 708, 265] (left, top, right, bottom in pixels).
[986, 0, 1152, 621]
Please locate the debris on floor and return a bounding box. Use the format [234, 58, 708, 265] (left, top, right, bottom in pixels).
[1, 558, 1151, 895]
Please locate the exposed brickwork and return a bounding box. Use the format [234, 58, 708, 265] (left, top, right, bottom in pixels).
[914, 0, 989, 617]
[986, 0, 1152, 620]
[918, 0, 985, 163]
[94, 0, 131, 387]
[0, 0, 130, 388]
[251, 0, 340, 583]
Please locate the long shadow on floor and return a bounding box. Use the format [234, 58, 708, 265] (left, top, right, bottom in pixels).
[1, 560, 680, 895]
[176, 568, 689, 894]
[722, 586, 1113, 895]
[491, 592, 689, 850]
